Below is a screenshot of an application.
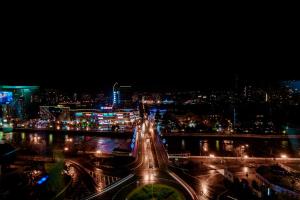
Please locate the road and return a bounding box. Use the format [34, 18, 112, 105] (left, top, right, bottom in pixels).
[11, 119, 300, 200]
[89, 119, 197, 200]
[65, 161, 96, 200]
[83, 117, 300, 200]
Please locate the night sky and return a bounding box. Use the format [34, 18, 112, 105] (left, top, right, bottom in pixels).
[1, 20, 299, 92]
[1, 52, 297, 92]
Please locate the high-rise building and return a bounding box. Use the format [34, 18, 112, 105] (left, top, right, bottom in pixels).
[119, 85, 133, 106]
[112, 82, 133, 108]
[113, 82, 120, 106]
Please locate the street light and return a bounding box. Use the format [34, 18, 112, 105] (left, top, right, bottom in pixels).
[281, 154, 287, 158]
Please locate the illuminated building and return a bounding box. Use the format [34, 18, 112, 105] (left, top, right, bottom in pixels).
[112, 82, 133, 108]
[72, 109, 139, 132]
[119, 85, 133, 107]
[38, 105, 140, 132]
[113, 82, 120, 106]
[0, 85, 39, 120]
[40, 106, 70, 121]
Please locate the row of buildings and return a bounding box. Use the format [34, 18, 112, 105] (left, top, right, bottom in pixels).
[142, 83, 300, 106]
[0, 84, 140, 132]
[36, 106, 139, 132]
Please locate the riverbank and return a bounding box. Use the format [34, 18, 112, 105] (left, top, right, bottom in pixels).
[1, 128, 133, 138]
[162, 132, 300, 139]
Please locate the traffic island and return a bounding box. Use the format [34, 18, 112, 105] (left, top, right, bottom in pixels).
[126, 184, 185, 200]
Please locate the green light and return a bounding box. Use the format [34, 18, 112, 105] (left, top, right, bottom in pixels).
[0, 85, 39, 89]
[21, 132, 25, 142]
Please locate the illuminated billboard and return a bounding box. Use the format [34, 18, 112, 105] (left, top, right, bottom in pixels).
[0, 91, 13, 104]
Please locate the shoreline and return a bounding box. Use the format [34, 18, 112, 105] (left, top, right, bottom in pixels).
[162, 132, 300, 139]
[1, 128, 133, 138]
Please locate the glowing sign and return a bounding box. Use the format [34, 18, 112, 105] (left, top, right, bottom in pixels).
[75, 112, 83, 117]
[0, 91, 13, 104]
[101, 106, 113, 110]
[103, 113, 114, 117]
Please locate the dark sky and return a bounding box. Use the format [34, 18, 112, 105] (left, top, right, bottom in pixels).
[1, 17, 299, 92]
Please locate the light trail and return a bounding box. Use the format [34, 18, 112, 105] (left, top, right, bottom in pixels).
[82, 174, 135, 200]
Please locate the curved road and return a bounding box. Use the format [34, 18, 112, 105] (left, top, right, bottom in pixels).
[89, 120, 198, 200]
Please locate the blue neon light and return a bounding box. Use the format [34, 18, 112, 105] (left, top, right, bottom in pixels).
[130, 127, 137, 150]
[0, 91, 13, 104]
[37, 175, 49, 185]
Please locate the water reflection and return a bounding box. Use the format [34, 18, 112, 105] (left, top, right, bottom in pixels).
[0, 131, 131, 156]
[202, 141, 208, 152]
[49, 134, 53, 145]
[164, 137, 300, 157]
[181, 139, 185, 150]
[21, 132, 25, 143]
[216, 140, 220, 152]
[223, 140, 233, 152]
[281, 140, 288, 148]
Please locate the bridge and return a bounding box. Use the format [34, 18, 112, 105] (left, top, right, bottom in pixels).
[81, 120, 199, 200]
[189, 155, 300, 161]
[168, 153, 191, 159]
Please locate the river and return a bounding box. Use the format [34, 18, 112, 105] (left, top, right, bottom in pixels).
[163, 137, 300, 157]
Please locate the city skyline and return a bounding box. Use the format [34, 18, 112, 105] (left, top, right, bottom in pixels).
[1, 71, 298, 92]
[1, 77, 300, 200]
[1, 11, 300, 200]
